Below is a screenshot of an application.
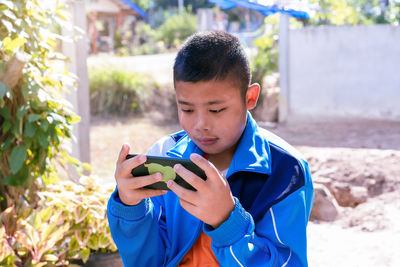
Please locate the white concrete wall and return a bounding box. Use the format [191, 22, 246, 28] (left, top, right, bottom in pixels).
[287, 25, 400, 121]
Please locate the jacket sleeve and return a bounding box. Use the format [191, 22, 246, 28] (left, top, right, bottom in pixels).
[107, 188, 168, 266]
[205, 165, 313, 267]
[107, 136, 176, 266]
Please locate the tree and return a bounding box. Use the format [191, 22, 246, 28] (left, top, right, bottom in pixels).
[308, 0, 400, 25]
[0, 0, 81, 211]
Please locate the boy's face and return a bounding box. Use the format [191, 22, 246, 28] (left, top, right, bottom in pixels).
[175, 79, 259, 162]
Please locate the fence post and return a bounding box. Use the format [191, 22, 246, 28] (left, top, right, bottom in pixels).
[62, 0, 91, 179]
[278, 13, 290, 122]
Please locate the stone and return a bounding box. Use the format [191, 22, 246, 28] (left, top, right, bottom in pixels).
[331, 183, 368, 207]
[310, 183, 340, 222]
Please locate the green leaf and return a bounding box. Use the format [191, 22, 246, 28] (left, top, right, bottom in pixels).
[28, 114, 41, 122]
[24, 137, 32, 149]
[5, 37, 26, 51]
[2, 175, 13, 185]
[0, 137, 13, 150]
[88, 235, 99, 250]
[40, 119, 49, 131]
[17, 106, 28, 119]
[33, 212, 41, 231]
[2, 36, 26, 52]
[11, 118, 22, 138]
[79, 248, 90, 263]
[39, 206, 53, 222]
[0, 80, 8, 99]
[68, 236, 80, 251]
[9, 146, 27, 174]
[98, 235, 111, 247]
[2, 8, 16, 20]
[24, 121, 37, 137]
[37, 130, 49, 147]
[2, 120, 11, 132]
[76, 230, 89, 244]
[42, 254, 58, 262]
[21, 83, 30, 97]
[0, 106, 11, 119]
[1, 19, 13, 33]
[3, 164, 29, 186]
[0, 0, 15, 10]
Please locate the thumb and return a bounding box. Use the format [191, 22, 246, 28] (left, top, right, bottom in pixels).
[116, 143, 130, 165]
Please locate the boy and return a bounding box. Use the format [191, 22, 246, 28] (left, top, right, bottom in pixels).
[107, 31, 314, 266]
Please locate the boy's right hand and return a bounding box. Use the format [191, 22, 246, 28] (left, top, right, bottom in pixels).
[114, 144, 167, 206]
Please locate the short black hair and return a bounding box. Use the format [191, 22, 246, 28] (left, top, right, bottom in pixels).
[173, 31, 251, 97]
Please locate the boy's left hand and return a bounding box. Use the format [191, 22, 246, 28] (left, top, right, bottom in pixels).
[167, 153, 235, 229]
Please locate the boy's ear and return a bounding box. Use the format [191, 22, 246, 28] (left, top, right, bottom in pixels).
[246, 83, 260, 110]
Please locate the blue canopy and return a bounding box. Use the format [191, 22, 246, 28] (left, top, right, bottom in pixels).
[208, 0, 310, 19]
[120, 0, 147, 18]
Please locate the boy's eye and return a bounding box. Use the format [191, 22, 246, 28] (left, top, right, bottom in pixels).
[210, 108, 226, 113]
[181, 109, 193, 113]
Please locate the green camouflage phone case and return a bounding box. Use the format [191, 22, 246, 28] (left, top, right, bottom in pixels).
[126, 154, 207, 191]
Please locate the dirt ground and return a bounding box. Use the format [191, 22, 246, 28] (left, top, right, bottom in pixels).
[91, 115, 400, 267]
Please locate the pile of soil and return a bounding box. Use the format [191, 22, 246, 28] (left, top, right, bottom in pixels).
[265, 119, 400, 266]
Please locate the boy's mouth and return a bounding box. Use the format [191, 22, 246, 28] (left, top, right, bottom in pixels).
[196, 137, 218, 146]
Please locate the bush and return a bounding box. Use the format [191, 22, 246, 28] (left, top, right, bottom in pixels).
[131, 22, 166, 55]
[250, 15, 280, 88]
[89, 66, 160, 115]
[115, 21, 167, 56]
[251, 31, 278, 88]
[156, 8, 197, 48]
[0, 0, 81, 211]
[0, 176, 116, 266]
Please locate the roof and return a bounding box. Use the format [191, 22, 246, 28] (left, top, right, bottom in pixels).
[119, 0, 146, 18]
[85, 0, 146, 18]
[208, 0, 310, 19]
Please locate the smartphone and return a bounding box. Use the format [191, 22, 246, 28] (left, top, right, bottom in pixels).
[126, 154, 207, 191]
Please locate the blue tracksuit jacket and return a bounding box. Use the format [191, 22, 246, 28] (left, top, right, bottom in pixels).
[107, 113, 314, 266]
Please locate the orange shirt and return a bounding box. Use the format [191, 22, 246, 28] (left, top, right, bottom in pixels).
[178, 231, 219, 267]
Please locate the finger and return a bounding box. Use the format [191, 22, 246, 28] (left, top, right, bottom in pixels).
[119, 154, 147, 175]
[167, 180, 198, 204]
[116, 143, 130, 165]
[174, 164, 207, 192]
[179, 198, 199, 216]
[190, 153, 221, 182]
[136, 188, 168, 199]
[120, 173, 163, 190]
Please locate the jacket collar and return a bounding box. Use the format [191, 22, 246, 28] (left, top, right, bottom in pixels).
[166, 112, 272, 177]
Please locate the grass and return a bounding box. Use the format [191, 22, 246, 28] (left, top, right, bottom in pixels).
[90, 115, 180, 185]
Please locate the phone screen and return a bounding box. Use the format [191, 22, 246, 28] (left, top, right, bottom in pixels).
[126, 154, 207, 191]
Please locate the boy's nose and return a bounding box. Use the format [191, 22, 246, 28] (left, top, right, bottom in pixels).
[195, 114, 210, 131]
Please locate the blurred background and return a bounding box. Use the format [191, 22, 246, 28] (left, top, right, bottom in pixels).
[1, 0, 399, 266]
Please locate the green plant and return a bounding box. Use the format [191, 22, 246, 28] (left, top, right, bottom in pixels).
[136, 21, 158, 45]
[0, 202, 71, 266]
[309, 0, 366, 25]
[307, 0, 400, 25]
[251, 15, 280, 88]
[89, 66, 159, 115]
[114, 29, 123, 51]
[129, 21, 166, 55]
[156, 8, 197, 48]
[0, 176, 116, 266]
[39, 176, 117, 263]
[0, 0, 82, 211]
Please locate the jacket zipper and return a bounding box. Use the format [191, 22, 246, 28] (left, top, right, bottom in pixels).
[169, 221, 203, 266]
